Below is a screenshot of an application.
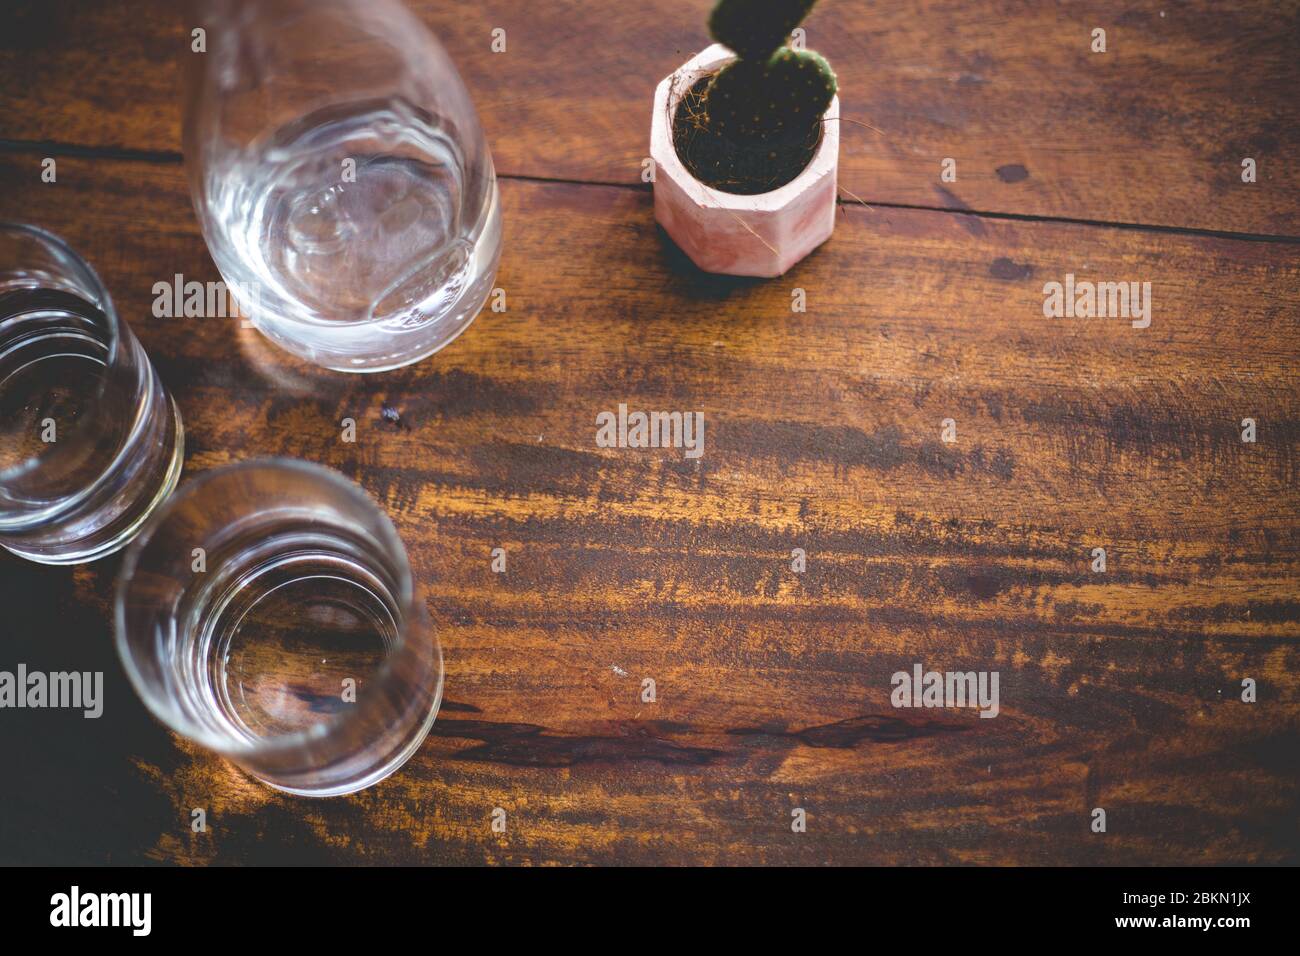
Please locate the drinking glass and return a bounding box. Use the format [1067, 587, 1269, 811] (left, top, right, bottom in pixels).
[183, 0, 502, 372]
[114, 459, 442, 796]
[0, 223, 184, 564]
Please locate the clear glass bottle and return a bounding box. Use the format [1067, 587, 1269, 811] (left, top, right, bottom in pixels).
[183, 0, 501, 372]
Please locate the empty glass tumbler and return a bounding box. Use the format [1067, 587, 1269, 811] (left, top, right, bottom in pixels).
[114, 459, 442, 796]
[0, 224, 184, 564]
[183, 0, 502, 372]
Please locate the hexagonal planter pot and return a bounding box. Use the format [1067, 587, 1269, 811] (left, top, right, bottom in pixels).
[651, 43, 840, 278]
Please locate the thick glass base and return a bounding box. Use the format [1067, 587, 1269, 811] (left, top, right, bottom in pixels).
[1, 398, 185, 565]
[250, 678, 442, 798]
[250, 184, 502, 374]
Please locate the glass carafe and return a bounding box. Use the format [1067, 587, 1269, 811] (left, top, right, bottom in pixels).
[183, 0, 501, 372]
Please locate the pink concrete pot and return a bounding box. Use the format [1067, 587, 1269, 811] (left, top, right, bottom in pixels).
[651, 43, 840, 278]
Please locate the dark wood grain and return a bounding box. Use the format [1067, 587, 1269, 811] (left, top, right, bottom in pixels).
[0, 150, 1296, 865]
[2, 0, 1298, 234]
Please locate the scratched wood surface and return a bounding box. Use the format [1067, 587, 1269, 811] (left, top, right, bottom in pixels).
[1, 0, 1298, 233]
[1, 1, 1298, 866]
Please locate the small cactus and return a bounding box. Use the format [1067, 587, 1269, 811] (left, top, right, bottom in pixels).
[707, 46, 837, 144]
[708, 0, 818, 62]
[680, 0, 837, 192]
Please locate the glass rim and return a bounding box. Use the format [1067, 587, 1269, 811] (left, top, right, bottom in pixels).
[0, 221, 124, 485]
[113, 456, 435, 759]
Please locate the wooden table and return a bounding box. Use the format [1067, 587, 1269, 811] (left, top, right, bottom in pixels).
[1, 0, 1296, 865]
